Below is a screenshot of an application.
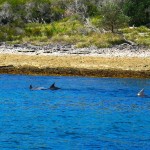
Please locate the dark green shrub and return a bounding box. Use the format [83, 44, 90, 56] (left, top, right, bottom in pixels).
[123, 0, 150, 26]
[44, 27, 54, 37]
[100, 1, 129, 32]
[25, 27, 42, 36]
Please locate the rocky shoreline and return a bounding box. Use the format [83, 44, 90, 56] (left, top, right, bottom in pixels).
[0, 42, 150, 78]
[0, 42, 150, 57]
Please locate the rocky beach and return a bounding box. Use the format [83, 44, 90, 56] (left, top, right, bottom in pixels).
[0, 43, 150, 78]
[0, 42, 150, 57]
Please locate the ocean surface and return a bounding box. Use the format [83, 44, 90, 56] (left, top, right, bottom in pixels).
[0, 74, 150, 150]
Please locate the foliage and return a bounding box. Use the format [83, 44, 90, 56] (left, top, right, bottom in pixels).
[0, 25, 23, 42]
[121, 26, 150, 47]
[0, 0, 66, 24]
[0, 19, 125, 48]
[123, 0, 150, 26]
[0, 0, 149, 27]
[0, 0, 149, 47]
[100, 1, 130, 32]
[90, 16, 102, 28]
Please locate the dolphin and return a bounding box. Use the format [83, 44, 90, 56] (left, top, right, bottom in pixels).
[49, 82, 60, 90]
[137, 88, 145, 97]
[29, 85, 47, 90]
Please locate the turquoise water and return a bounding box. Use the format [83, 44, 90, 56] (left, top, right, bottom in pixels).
[0, 74, 150, 150]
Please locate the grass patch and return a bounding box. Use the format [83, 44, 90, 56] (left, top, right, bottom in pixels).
[0, 19, 149, 48]
[76, 33, 123, 48]
[51, 32, 123, 48]
[90, 16, 103, 28]
[122, 26, 150, 47]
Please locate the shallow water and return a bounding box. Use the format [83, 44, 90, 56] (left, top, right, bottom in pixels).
[0, 74, 150, 150]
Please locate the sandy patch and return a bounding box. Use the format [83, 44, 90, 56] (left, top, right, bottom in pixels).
[0, 54, 149, 78]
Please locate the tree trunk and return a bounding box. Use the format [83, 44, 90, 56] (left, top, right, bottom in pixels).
[111, 25, 114, 33]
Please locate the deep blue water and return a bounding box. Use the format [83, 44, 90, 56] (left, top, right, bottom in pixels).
[0, 74, 150, 150]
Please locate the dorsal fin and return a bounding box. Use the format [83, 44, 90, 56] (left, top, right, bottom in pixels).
[50, 82, 55, 88]
[137, 88, 144, 97]
[29, 85, 32, 89]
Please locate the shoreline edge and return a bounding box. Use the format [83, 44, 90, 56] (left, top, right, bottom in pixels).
[0, 54, 149, 78]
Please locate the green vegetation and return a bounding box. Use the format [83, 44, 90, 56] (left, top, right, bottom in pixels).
[0, 0, 149, 47]
[122, 26, 150, 46]
[0, 20, 124, 48]
[100, 2, 129, 33]
[123, 0, 150, 26]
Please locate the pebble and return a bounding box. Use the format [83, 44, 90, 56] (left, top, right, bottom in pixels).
[0, 43, 149, 57]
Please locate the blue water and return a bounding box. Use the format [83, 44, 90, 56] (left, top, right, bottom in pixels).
[0, 74, 150, 150]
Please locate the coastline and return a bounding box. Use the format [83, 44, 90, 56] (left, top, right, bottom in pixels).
[0, 54, 150, 78]
[0, 43, 150, 78]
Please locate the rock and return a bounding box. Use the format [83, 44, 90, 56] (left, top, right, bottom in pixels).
[0, 65, 14, 69]
[14, 44, 22, 48]
[0, 42, 6, 46]
[61, 49, 70, 52]
[62, 44, 72, 48]
[0, 42, 149, 58]
[43, 50, 52, 53]
[17, 50, 36, 53]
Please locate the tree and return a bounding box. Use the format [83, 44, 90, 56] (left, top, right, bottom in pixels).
[123, 0, 150, 26]
[0, 2, 13, 24]
[100, 1, 129, 32]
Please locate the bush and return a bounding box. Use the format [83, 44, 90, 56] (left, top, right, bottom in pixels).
[122, 26, 150, 47]
[44, 27, 54, 37]
[100, 1, 129, 32]
[123, 0, 150, 26]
